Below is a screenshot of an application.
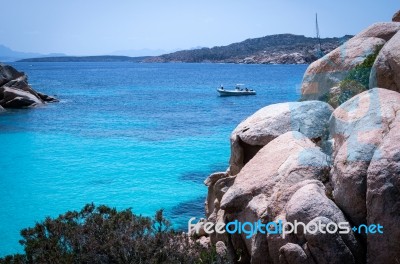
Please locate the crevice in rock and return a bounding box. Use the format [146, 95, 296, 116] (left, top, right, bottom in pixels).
[238, 137, 264, 166]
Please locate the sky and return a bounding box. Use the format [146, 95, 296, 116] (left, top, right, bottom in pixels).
[0, 0, 398, 56]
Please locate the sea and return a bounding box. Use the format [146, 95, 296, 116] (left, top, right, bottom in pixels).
[0, 62, 306, 256]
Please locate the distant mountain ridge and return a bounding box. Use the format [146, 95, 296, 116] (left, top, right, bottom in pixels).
[145, 34, 353, 64]
[0, 44, 65, 62]
[18, 55, 150, 63]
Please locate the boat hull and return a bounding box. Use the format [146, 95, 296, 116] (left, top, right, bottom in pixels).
[217, 88, 256, 96]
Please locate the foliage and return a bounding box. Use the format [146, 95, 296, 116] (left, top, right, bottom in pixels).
[325, 45, 382, 108]
[157, 34, 352, 63]
[344, 45, 382, 88]
[327, 80, 367, 108]
[0, 204, 229, 264]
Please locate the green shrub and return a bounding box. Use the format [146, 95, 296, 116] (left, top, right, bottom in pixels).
[328, 80, 367, 108]
[344, 45, 382, 88]
[325, 45, 382, 107]
[0, 204, 229, 264]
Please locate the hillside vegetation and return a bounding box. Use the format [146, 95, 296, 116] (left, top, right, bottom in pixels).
[145, 34, 352, 64]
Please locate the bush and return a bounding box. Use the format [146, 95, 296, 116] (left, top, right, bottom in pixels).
[344, 45, 382, 88]
[0, 204, 229, 264]
[328, 79, 367, 108]
[325, 45, 382, 108]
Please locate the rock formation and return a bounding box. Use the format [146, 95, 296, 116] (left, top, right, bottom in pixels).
[200, 10, 400, 264]
[329, 88, 400, 228]
[370, 30, 400, 92]
[366, 119, 400, 264]
[300, 22, 400, 101]
[228, 101, 333, 175]
[392, 10, 400, 22]
[0, 63, 58, 109]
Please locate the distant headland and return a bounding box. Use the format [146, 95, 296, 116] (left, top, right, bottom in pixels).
[18, 34, 352, 64]
[17, 55, 150, 63]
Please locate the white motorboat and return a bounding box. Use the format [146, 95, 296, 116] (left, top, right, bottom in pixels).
[217, 84, 256, 96]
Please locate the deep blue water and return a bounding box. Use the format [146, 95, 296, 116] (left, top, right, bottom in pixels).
[0, 62, 306, 256]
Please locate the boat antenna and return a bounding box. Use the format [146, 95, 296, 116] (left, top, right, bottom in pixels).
[315, 13, 323, 58]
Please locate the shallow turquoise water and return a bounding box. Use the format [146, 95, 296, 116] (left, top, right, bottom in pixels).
[0, 62, 306, 256]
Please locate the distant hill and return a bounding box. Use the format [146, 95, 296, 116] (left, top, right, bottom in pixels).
[144, 34, 353, 64]
[0, 44, 65, 62]
[17, 34, 353, 64]
[18, 55, 150, 63]
[111, 48, 170, 57]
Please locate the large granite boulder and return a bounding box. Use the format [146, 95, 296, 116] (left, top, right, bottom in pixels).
[0, 63, 57, 109]
[302, 217, 356, 264]
[266, 180, 323, 264]
[330, 88, 400, 228]
[366, 121, 400, 263]
[285, 183, 363, 263]
[301, 22, 400, 102]
[392, 10, 400, 22]
[300, 22, 400, 101]
[228, 101, 333, 175]
[279, 243, 312, 264]
[356, 22, 400, 41]
[370, 30, 400, 92]
[204, 89, 400, 263]
[218, 132, 330, 262]
[300, 36, 385, 101]
[222, 132, 330, 213]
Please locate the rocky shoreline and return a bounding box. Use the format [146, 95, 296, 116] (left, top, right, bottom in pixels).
[196, 10, 400, 264]
[0, 64, 58, 110]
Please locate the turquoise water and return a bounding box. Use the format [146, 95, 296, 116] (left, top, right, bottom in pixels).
[0, 62, 306, 256]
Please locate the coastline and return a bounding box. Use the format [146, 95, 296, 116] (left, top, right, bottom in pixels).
[16, 34, 351, 65]
[198, 15, 400, 263]
[1, 9, 400, 263]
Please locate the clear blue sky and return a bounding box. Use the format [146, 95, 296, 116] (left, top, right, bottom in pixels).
[1, 0, 398, 55]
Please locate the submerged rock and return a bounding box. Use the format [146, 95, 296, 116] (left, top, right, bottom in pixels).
[37, 92, 59, 102]
[228, 101, 333, 175]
